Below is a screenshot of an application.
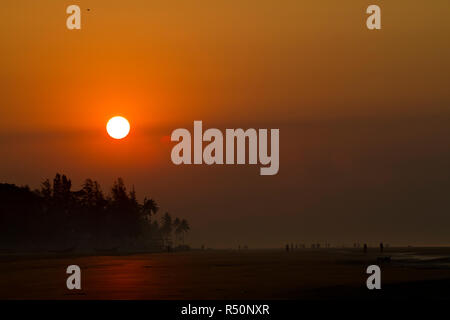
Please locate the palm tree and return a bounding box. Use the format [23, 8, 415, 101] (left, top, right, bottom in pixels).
[173, 217, 181, 246]
[179, 219, 190, 244]
[161, 212, 173, 247]
[142, 198, 159, 222]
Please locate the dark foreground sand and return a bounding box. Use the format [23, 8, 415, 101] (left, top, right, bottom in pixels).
[0, 248, 449, 299]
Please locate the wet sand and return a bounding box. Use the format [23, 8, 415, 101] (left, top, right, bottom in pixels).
[0, 248, 449, 299]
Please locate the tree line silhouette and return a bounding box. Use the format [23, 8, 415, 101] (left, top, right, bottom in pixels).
[0, 173, 190, 252]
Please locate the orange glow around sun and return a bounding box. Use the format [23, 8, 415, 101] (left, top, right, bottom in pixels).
[106, 116, 130, 139]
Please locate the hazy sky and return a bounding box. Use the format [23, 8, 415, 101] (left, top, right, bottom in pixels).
[1, 1, 450, 247]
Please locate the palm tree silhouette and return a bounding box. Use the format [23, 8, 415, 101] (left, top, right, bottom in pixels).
[173, 217, 181, 246]
[179, 219, 190, 244]
[161, 212, 173, 247]
[142, 198, 159, 222]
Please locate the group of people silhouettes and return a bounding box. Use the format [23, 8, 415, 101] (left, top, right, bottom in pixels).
[284, 242, 386, 252]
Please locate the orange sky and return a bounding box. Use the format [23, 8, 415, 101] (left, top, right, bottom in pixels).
[1, 0, 449, 131]
[1, 1, 450, 247]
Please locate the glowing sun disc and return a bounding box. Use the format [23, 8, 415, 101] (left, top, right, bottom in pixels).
[107, 116, 130, 139]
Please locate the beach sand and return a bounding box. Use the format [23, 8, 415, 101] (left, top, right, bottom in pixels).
[0, 247, 449, 299]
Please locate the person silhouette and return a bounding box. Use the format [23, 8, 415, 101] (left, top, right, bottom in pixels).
[380, 242, 384, 253]
[363, 243, 367, 253]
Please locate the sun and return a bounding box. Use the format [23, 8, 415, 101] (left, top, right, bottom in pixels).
[106, 116, 130, 139]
